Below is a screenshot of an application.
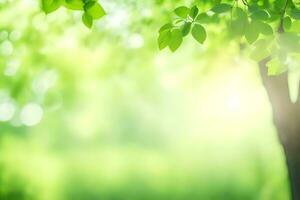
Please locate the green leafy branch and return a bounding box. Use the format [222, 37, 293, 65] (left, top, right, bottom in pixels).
[41, 0, 106, 28]
[157, 1, 300, 77]
[158, 4, 232, 52]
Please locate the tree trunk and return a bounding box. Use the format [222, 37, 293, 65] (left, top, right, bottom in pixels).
[259, 57, 300, 200]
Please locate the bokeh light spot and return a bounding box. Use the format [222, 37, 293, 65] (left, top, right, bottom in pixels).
[20, 103, 44, 126]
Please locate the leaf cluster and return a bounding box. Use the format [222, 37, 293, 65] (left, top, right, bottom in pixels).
[158, 0, 300, 76]
[41, 0, 106, 28]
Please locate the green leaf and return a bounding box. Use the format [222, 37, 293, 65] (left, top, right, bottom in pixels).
[245, 21, 259, 44]
[181, 22, 192, 37]
[290, 20, 300, 33]
[84, 1, 106, 19]
[174, 6, 190, 18]
[250, 9, 270, 21]
[211, 3, 232, 14]
[234, 7, 248, 20]
[258, 21, 273, 35]
[290, 8, 300, 20]
[195, 13, 212, 24]
[192, 24, 206, 44]
[230, 7, 248, 36]
[250, 46, 270, 61]
[278, 32, 300, 52]
[64, 0, 84, 10]
[268, 11, 281, 22]
[189, 6, 199, 19]
[248, 5, 260, 13]
[250, 39, 272, 61]
[267, 58, 287, 76]
[283, 16, 292, 31]
[169, 29, 183, 52]
[173, 19, 185, 26]
[82, 12, 93, 28]
[159, 23, 173, 33]
[274, 0, 286, 9]
[158, 30, 171, 50]
[42, 0, 61, 14]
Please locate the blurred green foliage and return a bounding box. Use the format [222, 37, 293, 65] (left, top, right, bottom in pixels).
[0, 0, 292, 199]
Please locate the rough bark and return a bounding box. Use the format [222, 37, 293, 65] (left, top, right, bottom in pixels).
[259, 57, 300, 200]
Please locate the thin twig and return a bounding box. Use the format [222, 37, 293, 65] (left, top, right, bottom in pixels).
[278, 0, 289, 33]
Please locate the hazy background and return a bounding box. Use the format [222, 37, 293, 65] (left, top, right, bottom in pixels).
[0, 0, 290, 199]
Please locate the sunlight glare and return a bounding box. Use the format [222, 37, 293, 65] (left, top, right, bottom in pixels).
[226, 94, 242, 112]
